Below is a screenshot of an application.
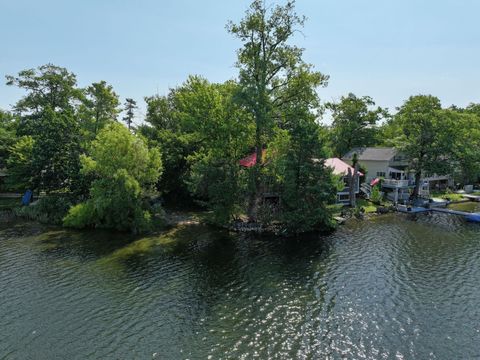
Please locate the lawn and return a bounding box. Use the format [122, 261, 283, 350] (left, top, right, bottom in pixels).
[357, 199, 378, 213]
[430, 191, 469, 202]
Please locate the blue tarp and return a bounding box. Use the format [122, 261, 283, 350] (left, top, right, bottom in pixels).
[21, 190, 32, 206]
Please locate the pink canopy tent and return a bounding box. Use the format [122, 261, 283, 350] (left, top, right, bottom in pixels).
[239, 150, 266, 168]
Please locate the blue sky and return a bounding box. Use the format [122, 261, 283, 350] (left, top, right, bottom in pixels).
[1, 0, 479, 123]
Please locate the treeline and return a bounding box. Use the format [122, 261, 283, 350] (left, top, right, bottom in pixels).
[328, 93, 480, 196]
[1, 0, 480, 234]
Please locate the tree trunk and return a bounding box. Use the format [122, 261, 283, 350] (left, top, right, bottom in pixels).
[348, 165, 358, 208]
[412, 171, 422, 199]
[247, 88, 267, 220]
[247, 129, 263, 221]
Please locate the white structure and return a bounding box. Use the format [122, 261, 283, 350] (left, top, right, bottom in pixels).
[342, 147, 453, 203]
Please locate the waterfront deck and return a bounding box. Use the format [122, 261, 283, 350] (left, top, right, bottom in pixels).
[396, 205, 430, 214]
[396, 204, 480, 222]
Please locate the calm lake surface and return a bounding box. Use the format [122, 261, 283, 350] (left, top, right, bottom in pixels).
[1, 203, 480, 359]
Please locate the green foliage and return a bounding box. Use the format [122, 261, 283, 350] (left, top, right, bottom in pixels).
[15, 196, 73, 225]
[78, 81, 120, 142]
[31, 108, 82, 193]
[139, 91, 196, 201]
[370, 185, 382, 204]
[266, 116, 337, 234]
[122, 98, 137, 130]
[445, 110, 480, 184]
[143, 94, 178, 131]
[179, 77, 253, 223]
[5, 136, 34, 192]
[394, 95, 453, 196]
[188, 157, 245, 224]
[326, 93, 388, 157]
[6, 64, 82, 137]
[64, 170, 151, 232]
[228, 0, 329, 218]
[0, 110, 18, 169]
[6, 64, 81, 114]
[82, 123, 161, 186]
[140, 76, 254, 222]
[64, 123, 163, 232]
[356, 199, 377, 214]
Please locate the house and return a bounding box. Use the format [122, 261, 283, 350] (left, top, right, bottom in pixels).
[324, 157, 363, 204]
[342, 147, 453, 203]
[342, 147, 409, 182]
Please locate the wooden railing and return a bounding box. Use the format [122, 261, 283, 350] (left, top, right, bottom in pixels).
[382, 179, 411, 187]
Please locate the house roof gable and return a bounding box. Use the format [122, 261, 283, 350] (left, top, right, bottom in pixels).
[342, 147, 398, 162]
[324, 157, 363, 176]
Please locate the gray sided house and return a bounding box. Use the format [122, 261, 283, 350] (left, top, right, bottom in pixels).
[342, 147, 453, 203]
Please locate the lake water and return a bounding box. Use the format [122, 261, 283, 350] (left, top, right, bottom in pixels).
[1, 203, 480, 359]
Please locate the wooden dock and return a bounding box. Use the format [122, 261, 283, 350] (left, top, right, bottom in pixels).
[396, 205, 480, 222]
[462, 194, 480, 202]
[430, 207, 474, 216]
[396, 206, 430, 214]
[431, 207, 480, 222]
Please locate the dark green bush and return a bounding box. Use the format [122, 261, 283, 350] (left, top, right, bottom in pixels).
[15, 196, 73, 225]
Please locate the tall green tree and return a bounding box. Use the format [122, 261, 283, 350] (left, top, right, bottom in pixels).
[5, 136, 34, 192]
[228, 0, 328, 219]
[395, 95, 453, 197]
[79, 81, 120, 141]
[123, 98, 137, 130]
[64, 122, 162, 232]
[179, 77, 254, 223]
[465, 103, 480, 117]
[140, 76, 254, 220]
[139, 76, 255, 214]
[31, 108, 82, 193]
[326, 93, 388, 157]
[139, 88, 199, 202]
[6, 64, 81, 136]
[0, 110, 17, 169]
[446, 109, 480, 184]
[143, 94, 178, 131]
[270, 116, 337, 234]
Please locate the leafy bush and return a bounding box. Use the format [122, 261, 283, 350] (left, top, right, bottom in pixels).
[5, 136, 34, 192]
[63, 123, 163, 233]
[15, 196, 73, 225]
[370, 185, 383, 204]
[187, 156, 245, 225]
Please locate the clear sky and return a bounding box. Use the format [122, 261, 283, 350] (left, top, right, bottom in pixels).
[1, 0, 479, 123]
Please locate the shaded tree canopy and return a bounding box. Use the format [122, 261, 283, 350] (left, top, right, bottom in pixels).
[228, 0, 329, 219]
[326, 93, 388, 157]
[79, 81, 120, 141]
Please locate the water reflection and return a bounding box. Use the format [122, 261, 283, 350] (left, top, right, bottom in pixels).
[1, 210, 480, 359]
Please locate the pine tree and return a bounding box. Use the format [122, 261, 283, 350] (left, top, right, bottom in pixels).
[123, 98, 137, 130]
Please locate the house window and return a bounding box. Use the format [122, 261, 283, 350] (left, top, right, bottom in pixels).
[376, 172, 386, 178]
